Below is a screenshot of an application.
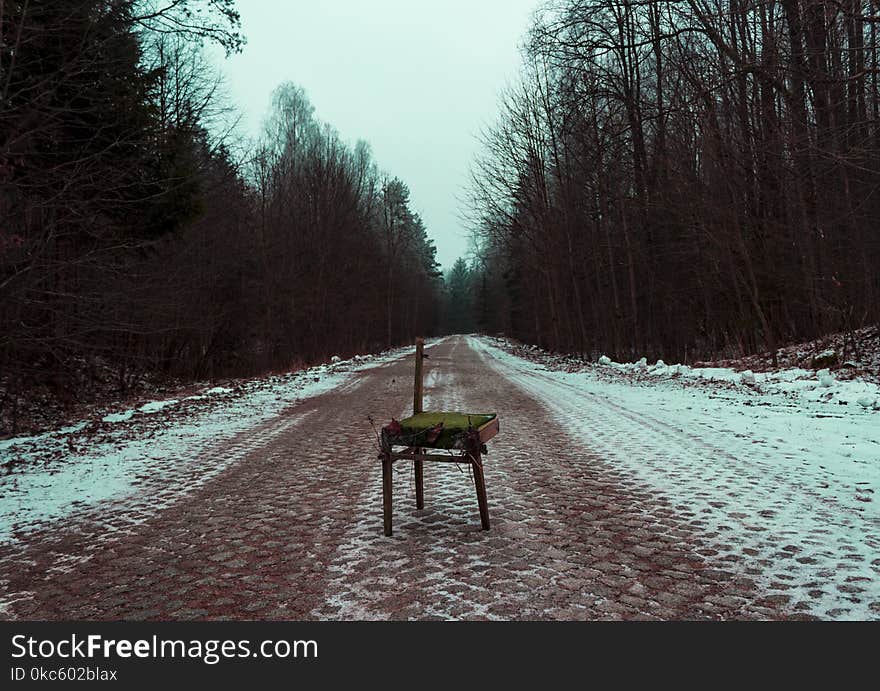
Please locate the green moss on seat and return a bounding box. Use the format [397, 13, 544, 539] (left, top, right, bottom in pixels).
[396, 412, 497, 449]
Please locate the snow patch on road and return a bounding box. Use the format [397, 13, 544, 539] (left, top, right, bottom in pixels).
[470, 336, 880, 620]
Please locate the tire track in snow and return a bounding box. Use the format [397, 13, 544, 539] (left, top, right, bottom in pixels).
[470, 336, 880, 620]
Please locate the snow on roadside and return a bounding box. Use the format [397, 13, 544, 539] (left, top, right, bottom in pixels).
[623, 358, 880, 409]
[470, 336, 880, 620]
[513, 341, 880, 410]
[0, 346, 413, 543]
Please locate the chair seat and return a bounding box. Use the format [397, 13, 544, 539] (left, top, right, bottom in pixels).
[394, 412, 498, 449]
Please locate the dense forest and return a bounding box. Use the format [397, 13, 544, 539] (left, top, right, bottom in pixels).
[470, 0, 880, 362]
[5, 0, 880, 434]
[0, 1, 443, 431]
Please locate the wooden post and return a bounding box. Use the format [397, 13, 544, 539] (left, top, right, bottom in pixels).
[414, 460, 425, 511]
[413, 338, 425, 510]
[472, 453, 490, 531]
[413, 338, 425, 414]
[467, 431, 490, 531]
[382, 453, 393, 537]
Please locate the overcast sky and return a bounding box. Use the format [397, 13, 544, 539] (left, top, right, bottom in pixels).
[215, 0, 541, 270]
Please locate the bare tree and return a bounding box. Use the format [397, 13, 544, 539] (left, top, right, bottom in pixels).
[470, 0, 880, 363]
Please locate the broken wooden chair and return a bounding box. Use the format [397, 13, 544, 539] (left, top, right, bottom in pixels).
[379, 338, 500, 536]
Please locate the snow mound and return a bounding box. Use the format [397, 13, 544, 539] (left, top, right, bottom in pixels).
[139, 400, 179, 414]
[818, 370, 835, 388]
[102, 411, 134, 424]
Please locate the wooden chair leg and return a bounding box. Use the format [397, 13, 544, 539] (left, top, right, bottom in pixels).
[382, 455, 393, 536]
[414, 454, 425, 510]
[472, 453, 490, 530]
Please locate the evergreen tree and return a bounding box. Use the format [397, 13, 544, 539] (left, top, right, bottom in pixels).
[444, 258, 476, 334]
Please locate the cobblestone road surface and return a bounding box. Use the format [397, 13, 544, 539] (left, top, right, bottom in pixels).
[0, 337, 789, 620]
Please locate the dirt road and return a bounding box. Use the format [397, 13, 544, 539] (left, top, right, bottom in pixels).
[0, 336, 787, 620]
